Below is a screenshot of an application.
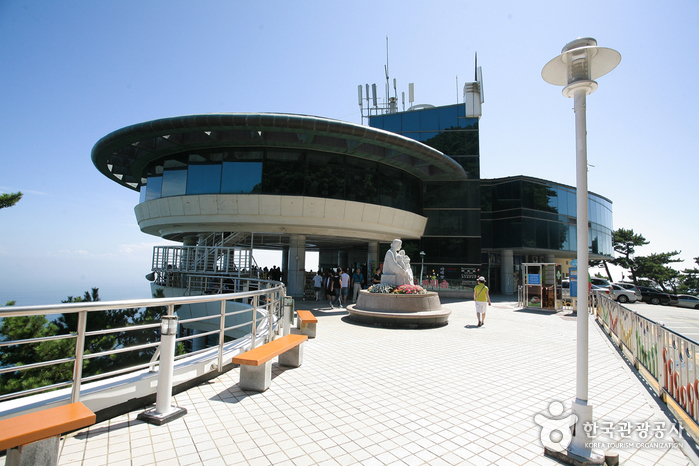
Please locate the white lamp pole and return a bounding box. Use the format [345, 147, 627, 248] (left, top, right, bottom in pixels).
[542, 38, 620, 462]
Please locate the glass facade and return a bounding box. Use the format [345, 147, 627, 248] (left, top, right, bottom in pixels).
[370, 105, 482, 289]
[139, 149, 421, 213]
[480, 178, 613, 257]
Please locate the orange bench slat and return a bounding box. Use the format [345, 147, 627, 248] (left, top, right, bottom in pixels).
[0, 402, 96, 452]
[297, 310, 318, 323]
[231, 334, 308, 367]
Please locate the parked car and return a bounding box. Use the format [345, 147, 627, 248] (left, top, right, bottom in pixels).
[610, 284, 638, 303]
[590, 284, 612, 305]
[613, 282, 643, 298]
[675, 295, 699, 309]
[590, 277, 612, 287]
[636, 286, 672, 305]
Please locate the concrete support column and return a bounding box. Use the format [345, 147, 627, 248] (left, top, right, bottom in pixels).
[501, 250, 514, 295]
[287, 235, 306, 297]
[545, 253, 556, 264]
[367, 242, 379, 275]
[337, 249, 348, 271]
[281, 246, 289, 284]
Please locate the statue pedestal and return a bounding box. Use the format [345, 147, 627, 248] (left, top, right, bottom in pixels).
[346, 290, 450, 328]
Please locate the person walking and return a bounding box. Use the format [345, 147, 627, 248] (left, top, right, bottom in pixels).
[332, 270, 343, 308]
[473, 276, 491, 327]
[340, 268, 350, 306]
[351, 267, 364, 302]
[313, 270, 323, 300]
[325, 271, 335, 308]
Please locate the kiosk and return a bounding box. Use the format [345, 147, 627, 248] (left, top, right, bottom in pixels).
[522, 263, 563, 311]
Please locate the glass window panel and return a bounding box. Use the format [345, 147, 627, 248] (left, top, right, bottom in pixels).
[420, 110, 439, 131]
[438, 106, 459, 130]
[161, 169, 187, 197]
[522, 218, 536, 248]
[139, 185, 147, 203]
[568, 191, 576, 218]
[557, 188, 568, 216]
[569, 224, 577, 251]
[145, 176, 162, 201]
[305, 154, 346, 199]
[417, 131, 439, 141]
[382, 114, 401, 133]
[536, 220, 548, 249]
[222, 162, 263, 194]
[187, 164, 222, 195]
[400, 111, 420, 135]
[261, 157, 305, 195]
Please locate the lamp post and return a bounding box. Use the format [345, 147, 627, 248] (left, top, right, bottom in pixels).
[542, 38, 620, 463]
[138, 313, 187, 425]
[419, 251, 425, 285]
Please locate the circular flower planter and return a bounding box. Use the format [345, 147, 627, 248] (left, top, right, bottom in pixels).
[346, 290, 450, 328]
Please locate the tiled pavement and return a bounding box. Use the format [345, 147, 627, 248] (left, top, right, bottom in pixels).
[26, 297, 699, 465]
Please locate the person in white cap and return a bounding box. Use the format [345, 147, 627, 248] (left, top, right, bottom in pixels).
[473, 276, 491, 327]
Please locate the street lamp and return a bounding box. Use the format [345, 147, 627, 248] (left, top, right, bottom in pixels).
[542, 38, 620, 464]
[419, 251, 425, 285]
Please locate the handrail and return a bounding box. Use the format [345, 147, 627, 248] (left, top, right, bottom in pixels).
[594, 294, 699, 438]
[0, 279, 286, 404]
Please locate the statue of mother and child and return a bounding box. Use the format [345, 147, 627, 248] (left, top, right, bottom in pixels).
[380, 239, 415, 287]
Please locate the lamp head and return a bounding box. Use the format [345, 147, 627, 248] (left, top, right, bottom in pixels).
[542, 37, 621, 96]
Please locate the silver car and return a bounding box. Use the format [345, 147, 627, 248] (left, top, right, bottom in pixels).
[675, 295, 699, 310]
[610, 284, 638, 304]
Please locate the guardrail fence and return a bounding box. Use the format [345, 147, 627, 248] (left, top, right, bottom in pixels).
[594, 294, 699, 440]
[0, 279, 285, 406]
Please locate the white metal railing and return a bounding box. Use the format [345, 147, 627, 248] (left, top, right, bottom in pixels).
[0, 279, 285, 405]
[152, 245, 253, 276]
[594, 294, 699, 436]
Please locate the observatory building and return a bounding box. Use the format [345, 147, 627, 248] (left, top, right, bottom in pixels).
[92, 66, 613, 302]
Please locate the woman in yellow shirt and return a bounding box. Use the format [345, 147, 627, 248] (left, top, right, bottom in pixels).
[473, 276, 491, 327]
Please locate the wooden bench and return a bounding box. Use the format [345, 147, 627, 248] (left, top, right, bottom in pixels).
[0, 402, 95, 466]
[296, 310, 318, 338]
[231, 334, 308, 392]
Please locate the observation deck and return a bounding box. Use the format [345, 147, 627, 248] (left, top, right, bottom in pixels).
[1, 295, 693, 465]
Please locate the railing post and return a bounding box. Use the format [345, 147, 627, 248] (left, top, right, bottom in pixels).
[138, 310, 187, 425]
[283, 296, 293, 336]
[251, 295, 258, 349]
[657, 325, 665, 398]
[70, 310, 87, 404]
[218, 298, 226, 372]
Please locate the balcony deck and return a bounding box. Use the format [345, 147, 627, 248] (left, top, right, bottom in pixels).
[10, 297, 696, 465]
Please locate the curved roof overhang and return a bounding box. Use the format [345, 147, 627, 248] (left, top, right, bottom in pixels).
[92, 113, 468, 191]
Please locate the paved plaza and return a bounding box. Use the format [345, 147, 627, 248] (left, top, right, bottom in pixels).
[17, 297, 699, 465]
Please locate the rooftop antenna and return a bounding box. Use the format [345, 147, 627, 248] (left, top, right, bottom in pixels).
[385, 36, 390, 112]
[475, 52, 478, 80]
[456, 75, 459, 104]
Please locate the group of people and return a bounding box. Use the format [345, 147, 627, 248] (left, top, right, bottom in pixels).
[312, 267, 367, 308]
[261, 266, 282, 281]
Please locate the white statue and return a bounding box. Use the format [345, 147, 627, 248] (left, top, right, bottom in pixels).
[397, 250, 414, 285]
[381, 239, 413, 286]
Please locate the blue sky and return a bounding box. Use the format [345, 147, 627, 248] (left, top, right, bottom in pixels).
[1, 1, 697, 305]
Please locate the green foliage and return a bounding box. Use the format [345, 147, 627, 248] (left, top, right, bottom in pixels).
[610, 228, 650, 284]
[681, 257, 699, 295]
[603, 227, 691, 293]
[634, 252, 683, 293]
[0, 315, 75, 395]
[0, 191, 22, 210]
